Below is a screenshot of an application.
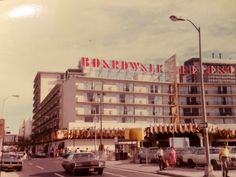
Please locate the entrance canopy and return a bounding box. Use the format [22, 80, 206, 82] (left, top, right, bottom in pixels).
[145, 123, 236, 139]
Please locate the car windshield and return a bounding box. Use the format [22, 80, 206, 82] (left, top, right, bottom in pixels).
[73, 153, 95, 160]
[2, 154, 18, 159]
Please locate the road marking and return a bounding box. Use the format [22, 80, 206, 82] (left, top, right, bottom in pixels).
[54, 173, 65, 177]
[104, 171, 127, 177]
[36, 165, 44, 170]
[107, 167, 158, 176]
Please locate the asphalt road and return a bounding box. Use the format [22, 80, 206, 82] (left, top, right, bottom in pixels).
[1, 157, 166, 177]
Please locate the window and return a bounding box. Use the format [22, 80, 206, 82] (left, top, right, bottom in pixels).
[120, 94, 125, 103]
[87, 93, 94, 101]
[85, 116, 93, 122]
[148, 96, 155, 104]
[150, 85, 158, 93]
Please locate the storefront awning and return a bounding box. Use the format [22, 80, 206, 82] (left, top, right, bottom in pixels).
[144, 123, 221, 136]
[52, 128, 126, 140]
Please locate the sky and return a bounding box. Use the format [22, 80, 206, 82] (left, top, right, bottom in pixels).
[0, 0, 235, 134]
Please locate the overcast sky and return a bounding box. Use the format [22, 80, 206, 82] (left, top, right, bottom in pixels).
[0, 0, 235, 134]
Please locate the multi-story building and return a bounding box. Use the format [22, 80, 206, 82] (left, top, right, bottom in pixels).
[31, 56, 236, 155]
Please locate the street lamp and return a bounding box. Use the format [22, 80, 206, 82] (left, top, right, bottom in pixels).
[97, 93, 105, 155]
[1, 94, 20, 117]
[170, 15, 215, 177]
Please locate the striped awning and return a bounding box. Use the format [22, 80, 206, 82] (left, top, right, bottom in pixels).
[145, 123, 200, 136]
[52, 128, 126, 140]
[144, 123, 223, 136]
[144, 123, 236, 137]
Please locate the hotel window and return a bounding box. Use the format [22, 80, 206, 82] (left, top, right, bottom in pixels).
[189, 86, 198, 94]
[91, 106, 99, 114]
[85, 116, 93, 122]
[87, 93, 94, 101]
[150, 85, 158, 93]
[124, 83, 130, 91]
[218, 86, 228, 94]
[120, 94, 126, 103]
[184, 118, 194, 123]
[123, 106, 128, 115]
[124, 117, 135, 123]
[222, 97, 227, 105]
[148, 96, 155, 104]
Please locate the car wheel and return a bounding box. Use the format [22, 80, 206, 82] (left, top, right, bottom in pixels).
[71, 168, 77, 176]
[188, 159, 195, 168]
[97, 169, 103, 175]
[176, 158, 182, 167]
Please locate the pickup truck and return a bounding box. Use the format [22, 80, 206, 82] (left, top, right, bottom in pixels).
[182, 147, 236, 170]
[182, 147, 221, 170]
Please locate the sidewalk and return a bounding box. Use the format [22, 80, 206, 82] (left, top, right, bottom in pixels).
[106, 160, 236, 177]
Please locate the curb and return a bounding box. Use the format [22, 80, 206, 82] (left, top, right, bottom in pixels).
[156, 171, 189, 177]
[107, 164, 189, 177]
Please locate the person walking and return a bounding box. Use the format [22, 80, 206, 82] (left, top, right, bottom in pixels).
[168, 147, 176, 168]
[219, 143, 230, 177]
[156, 147, 165, 171]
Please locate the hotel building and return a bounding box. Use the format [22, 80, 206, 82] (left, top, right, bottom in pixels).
[31, 56, 236, 154]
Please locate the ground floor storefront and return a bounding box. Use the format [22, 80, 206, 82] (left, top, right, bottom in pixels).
[144, 123, 236, 148]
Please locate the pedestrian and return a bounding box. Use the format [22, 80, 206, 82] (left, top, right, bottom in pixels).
[27, 149, 32, 160]
[168, 147, 176, 168]
[219, 143, 230, 177]
[156, 147, 165, 171]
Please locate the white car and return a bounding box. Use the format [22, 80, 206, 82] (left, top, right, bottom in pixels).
[182, 147, 221, 170]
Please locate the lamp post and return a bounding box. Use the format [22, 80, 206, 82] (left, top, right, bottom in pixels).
[170, 15, 215, 177]
[94, 115, 98, 153]
[1, 94, 20, 118]
[0, 94, 19, 177]
[97, 93, 105, 157]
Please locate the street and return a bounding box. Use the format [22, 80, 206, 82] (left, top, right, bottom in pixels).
[1, 158, 165, 177]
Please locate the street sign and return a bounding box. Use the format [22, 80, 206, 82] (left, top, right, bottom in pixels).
[199, 122, 208, 129]
[0, 119, 5, 138]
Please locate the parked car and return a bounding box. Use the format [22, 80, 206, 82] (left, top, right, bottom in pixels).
[182, 147, 230, 170]
[0, 153, 23, 171]
[62, 152, 105, 175]
[137, 147, 159, 163]
[163, 147, 196, 166]
[228, 146, 236, 167]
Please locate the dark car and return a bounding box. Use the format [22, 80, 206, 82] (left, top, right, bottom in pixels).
[62, 152, 105, 175]
[0, 153, 23, 171]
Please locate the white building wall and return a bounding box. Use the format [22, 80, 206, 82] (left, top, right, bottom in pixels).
[61, 78, 77, 128]
[40, 74, 60, 102]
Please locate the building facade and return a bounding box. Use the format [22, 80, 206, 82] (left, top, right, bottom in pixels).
[31, 57, 236, 155]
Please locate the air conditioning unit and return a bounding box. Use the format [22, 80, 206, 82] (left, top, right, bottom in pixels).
[140, 112, 143, 115]
[139, 100, 143, 104]
[109, 110, 113, 115]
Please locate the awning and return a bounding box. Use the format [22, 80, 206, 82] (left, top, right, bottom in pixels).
[145, 123, 200, 136]
[144, 123, 235, 137]
[55, 128, 126, 140]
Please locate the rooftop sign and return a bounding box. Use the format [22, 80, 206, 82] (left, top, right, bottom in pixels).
[80, 57, 164, 74]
